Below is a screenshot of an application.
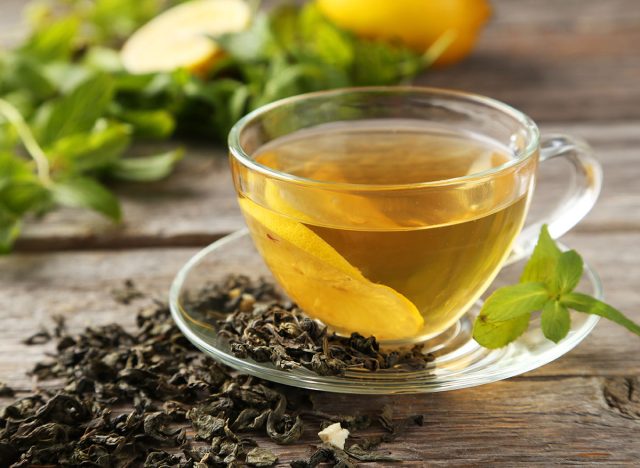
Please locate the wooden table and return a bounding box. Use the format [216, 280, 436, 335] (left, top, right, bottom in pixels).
[1, 0, 639, 464]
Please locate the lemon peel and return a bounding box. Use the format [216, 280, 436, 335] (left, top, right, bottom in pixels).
[239, 197, 424, 340]
[121, 0, 251, 75]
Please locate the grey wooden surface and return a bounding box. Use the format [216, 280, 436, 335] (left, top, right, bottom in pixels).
[1, 0, 640, 465]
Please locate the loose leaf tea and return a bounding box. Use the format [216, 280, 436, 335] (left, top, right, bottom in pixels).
[0, 280, 424, 467]
[184, 275, 434, 375]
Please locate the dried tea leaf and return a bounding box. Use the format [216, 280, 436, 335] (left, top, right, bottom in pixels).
[291, 443, 356, 468]
[195, 275, 434, 376]
[346, 444, 401, 462]
[21, 327, 51, 345]
[0, 382, 15, 397]
[246, 447, 278, 467]
[111, 279, 144, 305]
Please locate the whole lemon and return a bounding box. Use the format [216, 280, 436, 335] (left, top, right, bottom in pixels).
[316, 0, 491, 66]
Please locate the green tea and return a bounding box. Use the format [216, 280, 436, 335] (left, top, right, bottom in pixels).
[236, 122, 533, 341]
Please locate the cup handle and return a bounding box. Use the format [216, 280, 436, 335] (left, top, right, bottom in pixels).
[510, 134, 603, 262]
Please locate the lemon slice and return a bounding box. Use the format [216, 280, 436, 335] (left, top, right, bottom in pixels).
[239, 198, 424, 340]
[121, 0, 251, 75]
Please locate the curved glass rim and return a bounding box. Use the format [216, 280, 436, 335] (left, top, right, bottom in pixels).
[228, 86, 541, 191]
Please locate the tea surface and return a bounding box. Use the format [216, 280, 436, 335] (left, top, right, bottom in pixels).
[240, 122, 531, 339]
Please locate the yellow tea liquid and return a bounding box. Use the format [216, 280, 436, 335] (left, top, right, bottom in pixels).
[235, 122, 533, 341]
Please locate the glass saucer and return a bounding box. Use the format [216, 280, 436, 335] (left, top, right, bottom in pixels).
[169, 229, 601, 394]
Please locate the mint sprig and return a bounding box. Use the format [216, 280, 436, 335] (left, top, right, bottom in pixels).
[473, 225, 640, 348]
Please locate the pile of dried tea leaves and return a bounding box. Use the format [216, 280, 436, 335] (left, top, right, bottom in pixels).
[189, 275, 434, 376]
[0, 277, 426, 467]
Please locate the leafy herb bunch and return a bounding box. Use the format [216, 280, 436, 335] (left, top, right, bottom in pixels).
[474, 226, 640, 348]
[0, 0, 434, 252]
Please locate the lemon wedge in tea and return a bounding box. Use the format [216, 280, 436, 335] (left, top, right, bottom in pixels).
[238, 198, 424, 340]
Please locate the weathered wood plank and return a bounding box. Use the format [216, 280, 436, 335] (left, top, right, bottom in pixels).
[421, 0, 640, 122]
[17, 148, 239, 250]
[0, 0, 27, 47]
[13, 122, 640, 251]
[1, 230, 639, 387]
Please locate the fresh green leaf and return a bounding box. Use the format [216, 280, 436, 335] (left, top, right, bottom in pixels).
[110, 108, 175, 139]
[1, 180, 50, 215]
[83, 46, 124, 72]
[352, 40, 424, 86]
[51, 177, 121, 221]
[520, 224, 562, 283]
[0, 152, 33, 188]
[35, 73, 115, 146]
[0, 207, 21, 254]
[553, 250, 584, 295]
[473, 225, 639, 349]
[216, 13, 275, 62]
[298, 4, 354, 67]
[476, 282, 550, 323]
[472, 282, 551, 348]
[229, 85, 251, 125]
[87, 0, 173, 45]
[49, 121, 132, 172]
[540, 301, 571, 343]
[473, 313, 531, 349]
[561, 292, 640, 337]
[106, 149, 183, 182]
[42, 62, 94, 93]
[0, 53, 56, 102]
[19, 16, 79, 62]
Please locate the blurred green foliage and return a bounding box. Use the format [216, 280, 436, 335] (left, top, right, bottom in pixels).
[0, 0, 430, 252]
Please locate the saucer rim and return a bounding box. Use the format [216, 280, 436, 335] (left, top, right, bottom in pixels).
[169, 228, 602, 394]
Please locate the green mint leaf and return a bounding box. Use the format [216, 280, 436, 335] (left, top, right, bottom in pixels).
[473, 313, 531, 349]
[216, 13, 275, 62]
[0, 207, 21, 254]
[1, 180, 50, 215]
[42, 62, 94, 94]
[351, 39, 424, 86]
[0, 53, 56, 102]
[520, 224, 562, 283]
[476, 282, 550, 323]
[35, 73, 115, 147]
[106, 149, 184, 182]
[51, 177, 121, 221]
[298, 4, 354, 67]
[229, 85, 251, 125]
[110, 108, 175, 139]
[83, 46, 125, 73]
[0, 153, 50, 215]
[49, 121, 132, 172]
[19, 16, 79, 62]
[540, 301, 571, 343]
[80, 0, 167, 45]
[553, 250, 584, 294]
[561, 292, 640, 337]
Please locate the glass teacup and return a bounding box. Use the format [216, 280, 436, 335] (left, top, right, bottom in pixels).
[229, 87, 601, 344]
